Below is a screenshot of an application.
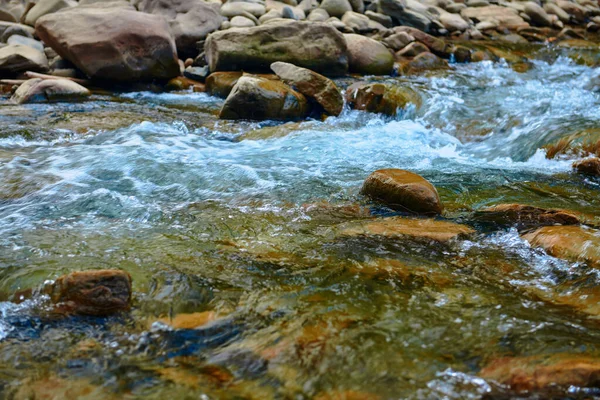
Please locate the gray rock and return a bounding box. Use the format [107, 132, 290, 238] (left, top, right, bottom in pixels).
[383, 31, 415, 50]
[524, 1, 552, 26]
[7, 34, 44, 52]
[444, 3, 466, 13]
[221, 2, 266, 17]
[24, 0, 77, 26]
[0, 24, 33, 42]
[341, 10, 370, 31]
[465, 0, 488, 7]
[0, 44, 48, 73]
[365, 10, 392, 27]
[205, 20, 348, 75]
[307, 8, 329, 21]
[345, 33, 393, 75]
[544, 2, 570, 23]
[349, 0, 364, 13]
[184, 65, 209, 81]
[259, 9, 283, 22]
[281, 5, 297, 18]
[320, 0, 352, 17]
[378, 0, 433, 31]
[230, 15, 256, 26]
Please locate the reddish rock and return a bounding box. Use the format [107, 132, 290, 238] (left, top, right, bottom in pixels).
[474, 203, 580, 230]
[345, 82, 422, 116]
[205, 71, 243, 98]
[361, 169, 443, 214]
[573, 157, 600, 176]
[522, 225, 600, 267]
[49, 269, 132, 316]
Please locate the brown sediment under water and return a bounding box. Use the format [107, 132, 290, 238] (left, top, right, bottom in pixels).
[1, 46, 600, 399]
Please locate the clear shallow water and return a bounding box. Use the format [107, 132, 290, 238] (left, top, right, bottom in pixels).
[1, 55, 600, 399]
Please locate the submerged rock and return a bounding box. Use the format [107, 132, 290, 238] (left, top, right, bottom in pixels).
[219, 75, 309, 120]
[345, 82, 421, 116]
[480, 353, 600, 394]
[270, 61, 343, 116]
[344, 34, 394, 75]
[573, 157, 600, 176]
[49, 269, 132, 316]
[11, 78, 90, 104]
[35, 8, 180, 81]
[522, 225, 600, 267]
[338, 216, 474, 242]
[474, 203, 580, 230]
[204, 21, 348, 76]
[314, 390, 382, 400]
[361, 169, 442, 215]
[157, 311, 217, 329]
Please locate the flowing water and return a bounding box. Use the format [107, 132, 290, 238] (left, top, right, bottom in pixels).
[1, 46, 600, 399]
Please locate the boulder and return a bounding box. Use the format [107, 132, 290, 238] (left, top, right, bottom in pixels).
[383, 32, 415, 51]
[35, 8, 180, 81]
[219, 75, 309, 120]
[573, 157, 600, 176]
[48, 269, 132, 316]
[10, 78, 90, 103]
[544, 2, 570, 23]
[473, 203, 580, 230]
[480, 354, 600, 393]
[393, 26, 453, 58]
[341, 10, 370, 31]
[345, 82, 421, 116]
[320, 0, 352, 18]
[204, 21, 348, 76]
[0, 44, 48, 74]
[271, 61, 343, 116]
[338, 216, 473, 242]
[24, 0, 76, 27]
[438, 8, 469, 31]
[361, 169, 442, 214]
[523, 1, 552, 27]
[205, 71, 243, 97]
[401, 51, 448, 74]
[523, 225, 600, 267]
[345, 33, 393, 75]
[137, 0, 223, 58]
[461, 5, 527, 27]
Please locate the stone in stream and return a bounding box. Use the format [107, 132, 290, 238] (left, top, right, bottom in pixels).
[11, 78, 90, 104]
[400, 52, 449, 74]
[391, 26, 453, 59]
[361, 169, 442, 214]
[479, 353, 600, 394]
[314, 390, 382, 400]
[522, 225, 600, 267]
[345, 82, 422, 116]
[156, 311, 218, 329]
[344, 34, 394, 75]
[48, 269, 132, 316]
[473, 203, 580, 230]
[204, 21, 349, 76]
[136, 0, 224, 58]
[205, 71, 243, 98]
[338, 217, 473, 242]
[573, 157, 600, 176]
[0, 44, 48, 74]
[348, 258, 452, 287]
[270, 61, 343, 116]
[35, 8, 180, 81]
[219, 75, 309, 120]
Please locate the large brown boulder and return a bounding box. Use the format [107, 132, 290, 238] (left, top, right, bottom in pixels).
[361, 169, 443, 215]
[0, 43, 48, 74]
[136, 0, 223, 58]
[204, 21, 349, 76]
[523, 225, 600, 267]
[205, 71, 243, 98]
[345, 82, 421, 116]
[474, 203, 580, 230]
[344, 34, 393, 75]
[220, 75, 309, 120]
[270, 61, 343, 116]
[35, 8, 180, 81]
[11, 78, 90, 104]
[49, 269, 132, 316]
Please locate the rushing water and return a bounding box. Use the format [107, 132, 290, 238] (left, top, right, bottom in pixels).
[1, 50, 600, 399]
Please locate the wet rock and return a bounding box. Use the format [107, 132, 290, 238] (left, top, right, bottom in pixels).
[165, 76, 205, 91]
[36, 8, 180, 81]
[573, 157, 600, 176]
[523, 2, 553, 27]
[219, 75, 309, 120]
[392, 26, 453, 58]
[205, 71, 243, 97]
[452, 45, 471, 63]
[474, 204, 580, 230]
[13, 376, 113, 400]
[320, 0, 352, 18]
[49, 269, 132, 316]
[24, 0, 76, 27]
[338, 216, 473, 242]
[349, 258, 452, 287]
[0, 44, 48, 74]
[461, 5, 527, 28]
[137, 0, 223, 58]
[314, 390, 382, 400]
[345, 82, 421, 116]
[157, 311, 217, 329]
[270, 61, 343, 116]
[522, 225, 600, 267]
[480, 353, 600, 393]
[10, 77, 90, 104]
[344, 34, 394, 75]
[361, 169, 443, 214]
[401, 51, 448, 74]
[204, 21, 348, 76]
